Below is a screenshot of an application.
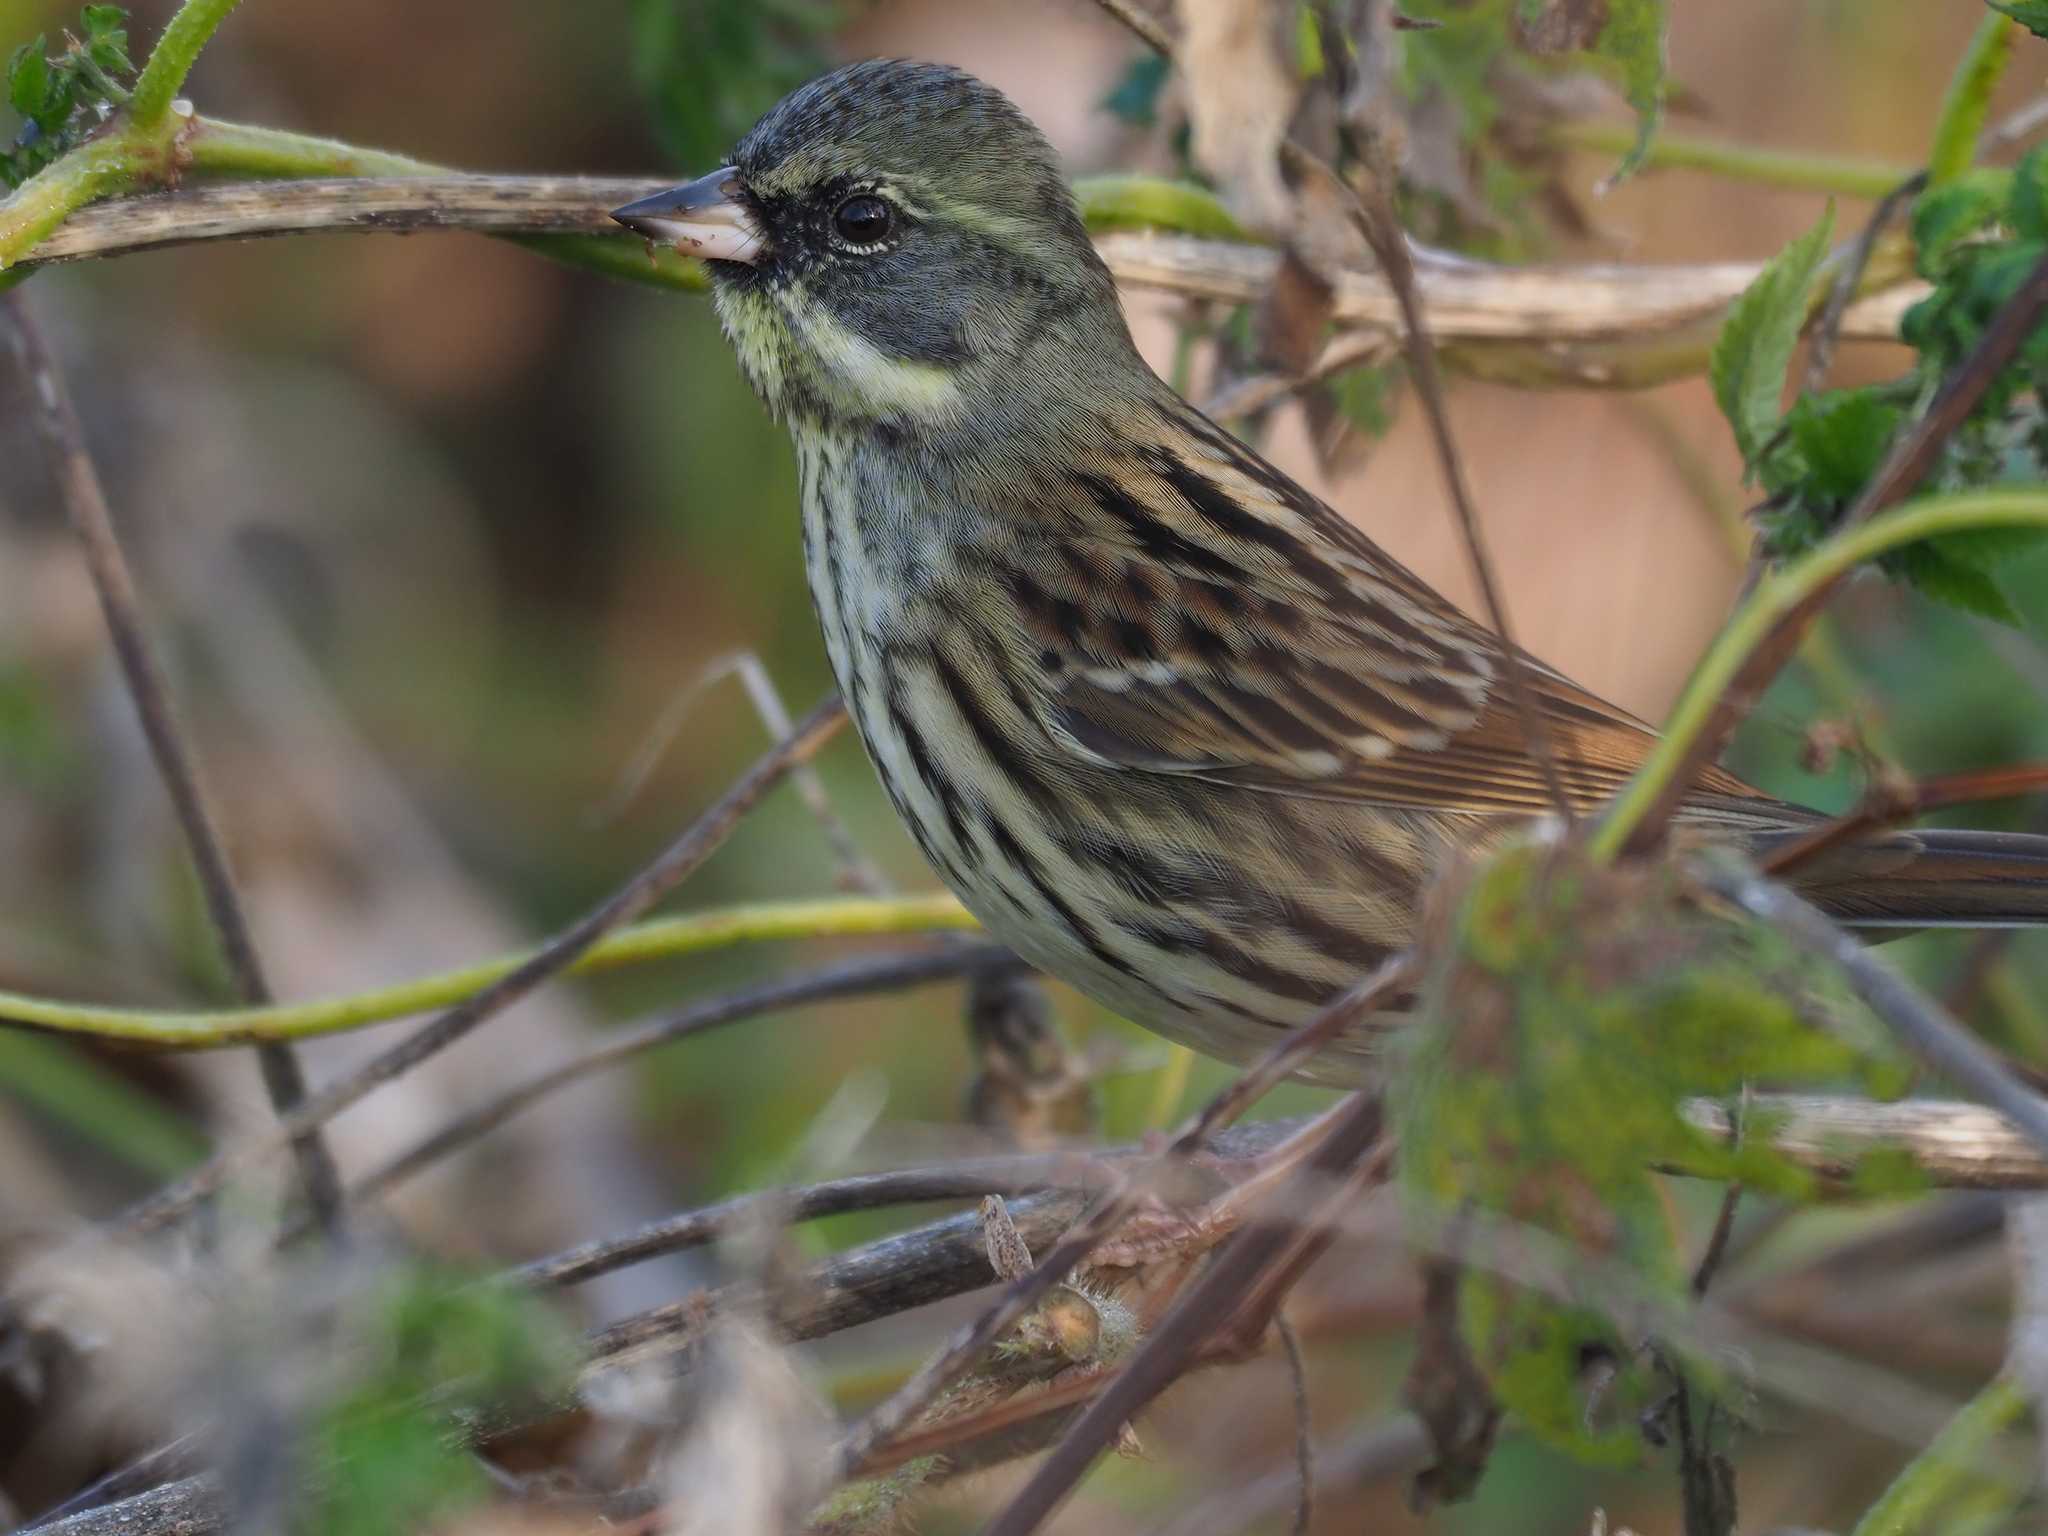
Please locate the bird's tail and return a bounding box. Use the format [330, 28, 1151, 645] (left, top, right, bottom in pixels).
[1790, 827, 2048, 929]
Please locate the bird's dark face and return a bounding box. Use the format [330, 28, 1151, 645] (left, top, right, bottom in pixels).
[613, 60, 1128, 434]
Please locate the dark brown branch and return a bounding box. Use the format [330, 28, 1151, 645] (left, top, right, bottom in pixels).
[1760, 763, 2048, 878]
[110, 697, 846, 1239]
[0, 293, 345, 1235]
[348, 942, 1011, 1221]
[828, 950, 1410, 1478]
[583, 1117, 1304, 1372]
[519, 1147, 1107, 1291]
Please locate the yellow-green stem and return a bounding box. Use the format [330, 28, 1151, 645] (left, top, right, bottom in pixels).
[0, 894, 976, 1048]
[1551, 121, 1913, 200]
[1592, 489, 2048, 861]
[128, 0, 245, 128]
[1849, 1373, 2032, 1536]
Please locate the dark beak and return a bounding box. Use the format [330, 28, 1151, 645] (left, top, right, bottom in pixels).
[611, 169, 767, 264]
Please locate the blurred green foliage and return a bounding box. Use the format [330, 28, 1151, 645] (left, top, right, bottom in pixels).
[306, 1269, 575, 1536]
[2, 4, 129, 188]
[1399, 840, 1907, 1465]
[632, 0, 839, 170]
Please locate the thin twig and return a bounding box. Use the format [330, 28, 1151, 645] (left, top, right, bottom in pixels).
[350, 947, 1000, 1229]
[1697, 862, 2048, 1160]
[0, 293, 347, 1235]
[1802, 173, 1924, 395]
[1275, 1313, 1315, 1536]
[108, 698, 846, 1238]
[1088, 0, 1173, 52]
[1322, 147, 1577, 823]
[1759, 762, 2048, 878]
[584, 1117, 1302, 1372]
[828, 948, 1411, 1477]
[983, 1094, 1390, 1536]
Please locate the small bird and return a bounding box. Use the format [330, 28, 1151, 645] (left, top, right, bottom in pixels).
[615, 60, 2048, 1084]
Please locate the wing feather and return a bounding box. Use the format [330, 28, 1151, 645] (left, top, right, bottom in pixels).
[1006, 393, 1773, 821]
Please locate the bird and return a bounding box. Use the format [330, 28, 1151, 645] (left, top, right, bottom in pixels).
[613, 58, 2048, 1085]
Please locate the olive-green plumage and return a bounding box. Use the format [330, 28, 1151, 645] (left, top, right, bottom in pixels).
[619, 59, 2048, 1083]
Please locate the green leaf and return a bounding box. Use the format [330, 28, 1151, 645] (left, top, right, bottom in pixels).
[1711, 203, 1836, 472]
[1887, 540, 2022, 623]
[2012, 146, 2048, 242]
[1784, 387, 1901, 501]
[1930, 13, 2017, 187]
[1398, 840, 1899, 1466]
[8, 37, 49, 119]
[1596, 0, 1668, 183]
[1912, 176, 2005, 274]
[1987, 0, 2048, 41]
[1994, 539, 2048, 641]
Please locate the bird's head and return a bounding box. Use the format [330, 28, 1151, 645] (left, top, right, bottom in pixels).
[612, 60, 1133, 436]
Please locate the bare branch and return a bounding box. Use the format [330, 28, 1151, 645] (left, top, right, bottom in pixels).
[18, 176, 1918, 353]
[1697, 862, 2048, 1160]
[350, 944, 1010, 1223]
[0, 293, 345, 1235]
[983, 1094, 1390, 1536]
[108, 698, 847, 1239]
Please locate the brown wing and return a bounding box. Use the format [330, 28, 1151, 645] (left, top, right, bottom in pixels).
[1012, 390, 1776, 822]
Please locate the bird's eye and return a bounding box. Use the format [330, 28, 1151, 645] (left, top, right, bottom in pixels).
[832, 193, 893, 245]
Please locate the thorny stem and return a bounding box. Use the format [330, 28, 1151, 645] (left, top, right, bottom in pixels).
[0, 893, 974, 1046]
[105, 699, 846, 1239]
[1, 294, 345, 1236]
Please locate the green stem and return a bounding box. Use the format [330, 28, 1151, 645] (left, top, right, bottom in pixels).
[1849, 1373, 2032, 1536]
[0, 1031, 209, 1176]
[1592, 488, 2048, 861]
[127, 0, 245, 128]
[0, 893, 975, 1048]
[1552, 121, 1913, 200]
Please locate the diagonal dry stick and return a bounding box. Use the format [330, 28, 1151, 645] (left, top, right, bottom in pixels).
[1, 293, 348, 1236]
[104, 697, 847, 1239]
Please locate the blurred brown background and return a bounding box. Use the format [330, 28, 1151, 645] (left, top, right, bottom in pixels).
[0, 1, 2043, 1529]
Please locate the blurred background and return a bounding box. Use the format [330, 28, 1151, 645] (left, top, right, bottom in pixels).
[0, 1, 2045, 1530]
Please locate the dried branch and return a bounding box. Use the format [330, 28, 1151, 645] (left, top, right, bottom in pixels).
[583, 1117, 1302, 1373]
[983, 1093, 1390, 1536]
[0, 293, 345, 1234]
[1697, 862, 2048, 1159]
[14, 175, 1919, 358]
[1760, 763, 2048, 878]
[108, 698, 846, 1238]
[351, 942, 1013, 1223]
[1680, 1095, 2048, 1190]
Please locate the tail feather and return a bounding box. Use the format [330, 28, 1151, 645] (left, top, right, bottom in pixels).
[1787, 827, 2048, 929]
